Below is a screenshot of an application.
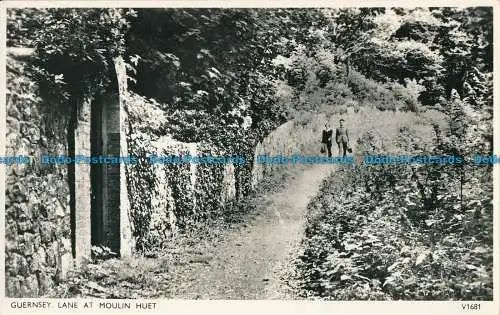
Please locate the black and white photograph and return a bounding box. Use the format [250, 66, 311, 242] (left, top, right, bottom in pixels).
[2, 3, 496, 308]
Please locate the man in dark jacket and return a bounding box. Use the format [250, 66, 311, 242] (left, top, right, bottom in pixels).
[336, 118, 349, 157]
[321, 123, 333, 157]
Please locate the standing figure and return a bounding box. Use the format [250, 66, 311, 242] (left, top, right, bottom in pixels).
[336, 118, 349, 157]
[321, 123, 333, 157]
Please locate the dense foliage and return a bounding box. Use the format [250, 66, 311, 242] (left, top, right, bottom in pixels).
[287, 97, 492, 299]
[7, 7, 492, 142]
[280, 7, 493, 112]
[123, 8, 342, 152]
[8, 8, 137, 102]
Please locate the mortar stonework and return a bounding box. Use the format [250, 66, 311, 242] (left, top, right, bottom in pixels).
[5, 50, 72, 297]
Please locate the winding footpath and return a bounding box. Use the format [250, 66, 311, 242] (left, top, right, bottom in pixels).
[169, 164, 336, 299]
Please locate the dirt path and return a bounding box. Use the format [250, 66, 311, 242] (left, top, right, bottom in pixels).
[168, 164, 336, 299]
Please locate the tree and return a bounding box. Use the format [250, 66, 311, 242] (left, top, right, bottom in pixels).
[8, 8, 137, 102]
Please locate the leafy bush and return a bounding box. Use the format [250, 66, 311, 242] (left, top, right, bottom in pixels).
[389, 78, 425, 112]
[288, 105, 492, 300]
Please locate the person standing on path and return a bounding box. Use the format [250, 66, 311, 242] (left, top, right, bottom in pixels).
[321, 123, 333, 157]
[336, 118, 350, 157]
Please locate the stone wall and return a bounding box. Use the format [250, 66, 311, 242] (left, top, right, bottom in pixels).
[125, 128, 239, 250]
[124, 87, 241, 250]
[251, 120, 299, 189]
[5, 49, 72, 297]
[4, 51, 133, 297]
[122, 81, 304, 250]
